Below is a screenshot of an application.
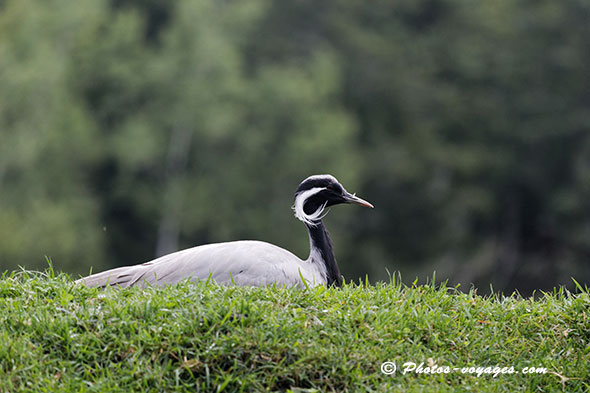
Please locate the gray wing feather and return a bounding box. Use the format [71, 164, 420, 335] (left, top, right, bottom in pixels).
[76, 240, 324, 288]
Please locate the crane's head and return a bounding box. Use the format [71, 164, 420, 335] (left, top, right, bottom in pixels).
[293, 174, 373, 226]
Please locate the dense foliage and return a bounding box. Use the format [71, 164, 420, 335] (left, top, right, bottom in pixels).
[1, 0, 589, 294]
[0, 272, 587, 392]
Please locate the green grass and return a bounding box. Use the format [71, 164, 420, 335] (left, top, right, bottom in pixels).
[0, 270, 588, 392]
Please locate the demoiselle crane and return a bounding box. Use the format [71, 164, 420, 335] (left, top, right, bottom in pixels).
[77, 174, 373, 288]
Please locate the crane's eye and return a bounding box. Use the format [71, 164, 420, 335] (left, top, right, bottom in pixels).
[326, 184, 342, 194]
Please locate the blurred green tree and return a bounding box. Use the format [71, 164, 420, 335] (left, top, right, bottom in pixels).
[1, 0, 589, 294]
[245, 0, 590, 292]
[88, 0, 359, 270]
[0, 0, 107, 273]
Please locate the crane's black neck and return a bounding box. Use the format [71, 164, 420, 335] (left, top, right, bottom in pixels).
[306, 221, 343, 287]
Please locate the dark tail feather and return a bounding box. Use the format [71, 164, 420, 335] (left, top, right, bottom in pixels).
[76, 265, 146, 288]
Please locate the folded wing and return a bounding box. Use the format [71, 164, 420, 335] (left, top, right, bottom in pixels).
[76, 240, 325, 288]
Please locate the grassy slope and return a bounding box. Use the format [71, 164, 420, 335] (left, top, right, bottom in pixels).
[0, 271, 588, 392]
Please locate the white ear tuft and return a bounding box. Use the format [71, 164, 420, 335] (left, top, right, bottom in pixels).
[292, 187, 328, 226]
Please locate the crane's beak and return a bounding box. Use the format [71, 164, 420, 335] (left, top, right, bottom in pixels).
[343, 192, 374, 208]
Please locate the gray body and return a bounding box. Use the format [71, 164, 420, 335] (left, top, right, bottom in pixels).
[76, 174, 372, 289]
[77, 240, 326, 288]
